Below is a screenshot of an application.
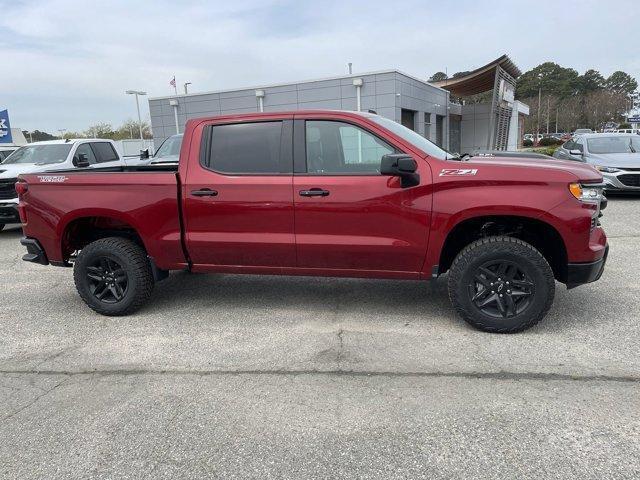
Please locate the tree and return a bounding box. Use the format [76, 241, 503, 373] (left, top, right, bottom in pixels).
[84, 122, 114, 139]
[428, 71, 448, 82]
[21, 130, 57, 142]
[515, 62, 579, 99]
[452, 71, 472, 79]
[63, 131, 85, 139]
[606, 71, 638, 95]
[114, 119, 152, 140]
[577, 69, 605, 93]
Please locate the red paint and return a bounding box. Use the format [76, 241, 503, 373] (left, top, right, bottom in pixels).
[18, 110, 607, 279]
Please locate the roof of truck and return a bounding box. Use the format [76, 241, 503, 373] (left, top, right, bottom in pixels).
[20, 139, 114, 146]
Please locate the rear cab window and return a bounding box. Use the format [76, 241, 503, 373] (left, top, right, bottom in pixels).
[201, 121, 292, 174]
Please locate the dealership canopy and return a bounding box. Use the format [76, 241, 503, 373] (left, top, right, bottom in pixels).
[431, 54, 522, 97]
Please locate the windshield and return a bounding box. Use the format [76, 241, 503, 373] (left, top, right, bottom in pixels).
[2, 144, 72, 165]
[587, 136, 640, 154]
[368, 116, 450, 160]
[155, 135, 182, 159]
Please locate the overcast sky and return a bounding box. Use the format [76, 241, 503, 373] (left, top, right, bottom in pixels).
[3, 0, 639, 133]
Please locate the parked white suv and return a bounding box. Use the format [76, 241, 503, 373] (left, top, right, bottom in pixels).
[0, 139, 149, 230]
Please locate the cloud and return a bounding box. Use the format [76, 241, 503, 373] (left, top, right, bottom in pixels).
[2, 0, 639, 132]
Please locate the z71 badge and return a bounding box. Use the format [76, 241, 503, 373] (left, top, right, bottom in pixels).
[37, 175, 68, 183]
[439, 168, 478, 177]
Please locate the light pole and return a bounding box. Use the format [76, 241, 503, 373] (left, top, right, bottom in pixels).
[546, 96, 550, 134]
[184, 82, 192, 95]
[125, 90, 147, 141]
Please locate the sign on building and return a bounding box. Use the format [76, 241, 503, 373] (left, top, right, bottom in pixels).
[0, 110, 13, 144]
[499, 79, 515, 105]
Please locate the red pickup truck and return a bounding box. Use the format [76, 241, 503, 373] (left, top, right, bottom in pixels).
[17, 110, 608, 333]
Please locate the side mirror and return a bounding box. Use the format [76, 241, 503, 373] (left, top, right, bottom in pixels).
[72, 153, 90, 168]
[380, 154, 420, 188]
[140, 149, 150, 160]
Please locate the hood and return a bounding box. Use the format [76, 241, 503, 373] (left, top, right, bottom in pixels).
[150, 154, 179, 164]
[586, 152, 640, 168]
[466, 156, 602, 182]
[0, 162, 68, 178]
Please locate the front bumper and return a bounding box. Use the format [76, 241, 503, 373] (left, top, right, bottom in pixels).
[0, 202, 20, 224]
[566, 244, 608, 289]
[20, 237, 49, 265]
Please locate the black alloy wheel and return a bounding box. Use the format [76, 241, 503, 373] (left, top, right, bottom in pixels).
[73, 237, 154, 315]
[447, 236, 555, 333]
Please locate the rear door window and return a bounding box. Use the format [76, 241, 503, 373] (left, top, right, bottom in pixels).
[203, 121, 288, 174]
[91, 142, 120, 163]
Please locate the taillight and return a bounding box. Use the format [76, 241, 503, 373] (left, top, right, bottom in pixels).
[15, 180, 28, 196]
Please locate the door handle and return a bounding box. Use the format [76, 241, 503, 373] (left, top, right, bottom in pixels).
[299, 188, 330, 197]
[191, 188, 218, 197]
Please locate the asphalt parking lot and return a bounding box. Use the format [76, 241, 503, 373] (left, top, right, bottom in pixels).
[1, 198, 639, 479]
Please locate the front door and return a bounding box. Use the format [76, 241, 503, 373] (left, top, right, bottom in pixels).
[293, 117, 431, 275]
[183, 118, 296, 269]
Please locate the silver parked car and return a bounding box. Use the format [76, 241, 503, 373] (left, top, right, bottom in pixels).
[553, 133, 640, 192]
[150, 134, 183, 164]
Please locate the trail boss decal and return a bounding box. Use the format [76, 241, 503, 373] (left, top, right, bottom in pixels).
[439, 168, 478, 177]
[37, 175, 68, 183]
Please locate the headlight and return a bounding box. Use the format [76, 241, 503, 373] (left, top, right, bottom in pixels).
[569, 183, 603, 203]
[595, 166, 621, 173]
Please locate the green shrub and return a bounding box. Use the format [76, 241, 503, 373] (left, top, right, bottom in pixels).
[522, 139, 533, 147]
[618, 122, 632, 129]
[531, 146, 558, 156]
[539, 137, 562, 146]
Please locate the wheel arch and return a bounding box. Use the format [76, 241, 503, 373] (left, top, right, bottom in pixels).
[59, 210, 148, 262]
[437, 215, 568, 282]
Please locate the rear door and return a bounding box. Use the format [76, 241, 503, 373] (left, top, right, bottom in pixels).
[183, 116, 296, 269]
[292, 115, 431, 275]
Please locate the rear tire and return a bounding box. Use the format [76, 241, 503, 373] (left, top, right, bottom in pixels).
[447, 236, 555, 333]
[73, 237, 154, 316]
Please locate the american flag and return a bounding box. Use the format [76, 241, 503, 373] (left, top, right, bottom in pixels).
[169, 76, 176, 87]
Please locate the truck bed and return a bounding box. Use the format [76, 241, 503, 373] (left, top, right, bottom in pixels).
[19, 168, 187, 270]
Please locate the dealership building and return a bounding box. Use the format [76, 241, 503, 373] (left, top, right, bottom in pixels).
[149, 55, 529, 155]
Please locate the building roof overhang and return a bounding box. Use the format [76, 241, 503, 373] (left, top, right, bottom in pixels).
[431, 54, 522, 97]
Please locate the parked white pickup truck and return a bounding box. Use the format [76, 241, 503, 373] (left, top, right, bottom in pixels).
[0, 138, 149, 231]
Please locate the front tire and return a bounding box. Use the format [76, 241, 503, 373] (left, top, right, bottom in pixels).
[447, 236, 555, 333]
[73, 237, 154, 316]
